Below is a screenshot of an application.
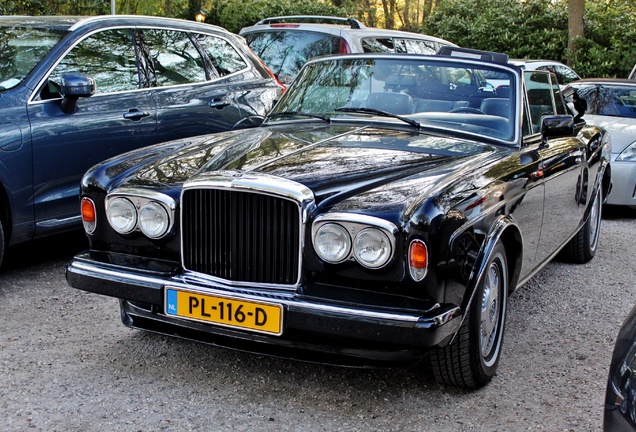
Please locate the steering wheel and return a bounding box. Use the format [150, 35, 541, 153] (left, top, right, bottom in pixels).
[449, 107, 486, 114]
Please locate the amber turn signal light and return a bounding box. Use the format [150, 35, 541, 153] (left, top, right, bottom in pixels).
[81, 197, 96, 234]
[409, 239, 428, 281]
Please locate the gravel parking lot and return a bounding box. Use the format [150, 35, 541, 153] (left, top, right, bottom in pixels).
[1, 207, 635, 432]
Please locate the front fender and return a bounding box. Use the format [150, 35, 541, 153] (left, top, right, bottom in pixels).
[451, 215, 522, 341]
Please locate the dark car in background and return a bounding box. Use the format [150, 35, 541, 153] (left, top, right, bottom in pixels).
[605, 304, 636, 431]
[239, 15, 456, 85]
[0, 15, 284, 267]
[67, 47, 611, 389]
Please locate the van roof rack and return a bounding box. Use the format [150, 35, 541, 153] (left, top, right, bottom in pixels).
[437, 46, 509, 64]
[255, 16, 365, 29]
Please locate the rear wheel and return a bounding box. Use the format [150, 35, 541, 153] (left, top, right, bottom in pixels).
[561, 186, 602, 263]
[431, 242, 508, 388]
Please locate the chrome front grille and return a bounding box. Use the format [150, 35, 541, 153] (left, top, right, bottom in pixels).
[181, 187, 301, 285]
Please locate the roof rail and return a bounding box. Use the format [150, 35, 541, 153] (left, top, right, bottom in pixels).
[255, 15, 365, 29]
[436, 46, 509, 64]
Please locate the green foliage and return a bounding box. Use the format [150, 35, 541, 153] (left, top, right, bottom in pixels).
[423, 0, 636, 78]
[423, 0, 568, 61]
[567, 0, 636, 77]
[1, 0, 110, 15]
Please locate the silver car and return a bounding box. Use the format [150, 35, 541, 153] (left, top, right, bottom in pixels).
[566, 78, 636, 208]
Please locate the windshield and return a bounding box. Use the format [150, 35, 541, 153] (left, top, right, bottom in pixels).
[573, 83, 636, 118]
[269, 56, 517, 141]
[0, 27, 65, 90]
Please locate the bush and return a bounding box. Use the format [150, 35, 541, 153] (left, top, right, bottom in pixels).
[422, 0, 636, 78]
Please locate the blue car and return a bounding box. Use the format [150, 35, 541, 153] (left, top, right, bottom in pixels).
[0, 15, 284, 267]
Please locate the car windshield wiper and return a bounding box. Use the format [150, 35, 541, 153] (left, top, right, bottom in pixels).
[335, 107, 421, 129]
[267, 111, 331, 123]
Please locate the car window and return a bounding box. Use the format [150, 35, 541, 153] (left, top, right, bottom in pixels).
[553, 65, 579, 85]
[402, 38, 438, 54]
[195, 34, 247, 77]
[0, 27, 65, 91]
[361, 37, 399, 53]
[573, 84, 636, 118]
[142, 29, 207, 86]
[361, 37, 437, 55]
[244, 30, 341, 84]
[47, 29, 138, 96]
[552, 76, 567, 114]
[525, 71, 555, 133]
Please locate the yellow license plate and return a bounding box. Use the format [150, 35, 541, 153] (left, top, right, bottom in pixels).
[165, 288, 283, 335]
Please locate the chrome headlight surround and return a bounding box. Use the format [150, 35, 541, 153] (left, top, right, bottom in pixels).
[312, 213, 397, 269]
[313, 223, 352, 264]
[106, 197, 137, 234]
[105, 189, 176, 239]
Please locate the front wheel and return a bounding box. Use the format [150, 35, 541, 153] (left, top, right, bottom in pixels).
[561, 185, 602, 263]
[430, 242, 508, 388]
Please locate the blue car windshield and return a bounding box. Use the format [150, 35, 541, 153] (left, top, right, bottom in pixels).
[271, 56, 517, 142]
[0, 27, 65, 90]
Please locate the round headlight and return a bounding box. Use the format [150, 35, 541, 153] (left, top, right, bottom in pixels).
[107, 197, 137, 234]
[139, 202, 170, 239]
[353, 228, 392, 268]
[314, 223, 351, 263]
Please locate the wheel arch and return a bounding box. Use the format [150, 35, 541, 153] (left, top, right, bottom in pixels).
[457, 215, 521, 322]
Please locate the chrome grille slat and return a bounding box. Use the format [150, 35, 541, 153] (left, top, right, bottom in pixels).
[182, 188, 300, 285]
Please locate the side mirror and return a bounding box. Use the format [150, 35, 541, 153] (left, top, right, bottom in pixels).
[60, 73, 96, 114]
[541, 114, 574, 146]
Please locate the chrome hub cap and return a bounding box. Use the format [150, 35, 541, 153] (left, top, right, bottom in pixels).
[480, 262, 501, 359]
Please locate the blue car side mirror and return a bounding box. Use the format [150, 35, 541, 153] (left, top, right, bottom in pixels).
[60, 72, 96, 114]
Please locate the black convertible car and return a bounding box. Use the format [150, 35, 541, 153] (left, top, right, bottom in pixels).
[67, 47, 612, 389]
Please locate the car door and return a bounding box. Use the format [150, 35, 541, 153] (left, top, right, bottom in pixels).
[525, 71, 586, 265]
[141, 28, 244, 142]
[27, 27, 156, 235]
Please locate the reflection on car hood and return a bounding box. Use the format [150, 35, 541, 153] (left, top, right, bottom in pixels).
[101, 124, 497, 207]
[583, 114, 636, 153]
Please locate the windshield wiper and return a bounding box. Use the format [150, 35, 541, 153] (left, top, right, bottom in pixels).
[335, 107, 421, 129]
[267, 111, 331, 123]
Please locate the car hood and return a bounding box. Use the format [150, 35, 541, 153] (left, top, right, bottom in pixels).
[100, 124, 499, 211]
[583, 114, 636, 153]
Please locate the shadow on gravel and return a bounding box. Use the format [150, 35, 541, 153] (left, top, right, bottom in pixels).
[603, 204, 636, 220]
[2, 229, 88, 273]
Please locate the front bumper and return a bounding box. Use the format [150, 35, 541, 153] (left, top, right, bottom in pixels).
[606, 156, 636, 207]
[66, 251, 462, 364]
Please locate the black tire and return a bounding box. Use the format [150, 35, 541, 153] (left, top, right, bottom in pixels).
[430, 242, 508, 388]
[561, 186, 602, 264]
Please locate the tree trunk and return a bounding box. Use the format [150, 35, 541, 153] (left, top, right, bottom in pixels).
[568, 0, 585, 58]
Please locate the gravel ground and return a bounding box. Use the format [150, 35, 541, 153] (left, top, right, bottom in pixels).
[1, 207, 634, 432]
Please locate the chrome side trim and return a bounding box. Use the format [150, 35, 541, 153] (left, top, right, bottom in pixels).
[36, 215, 82, 228]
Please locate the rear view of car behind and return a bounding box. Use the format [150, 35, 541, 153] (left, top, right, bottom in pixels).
[239, 15, 456, 85]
